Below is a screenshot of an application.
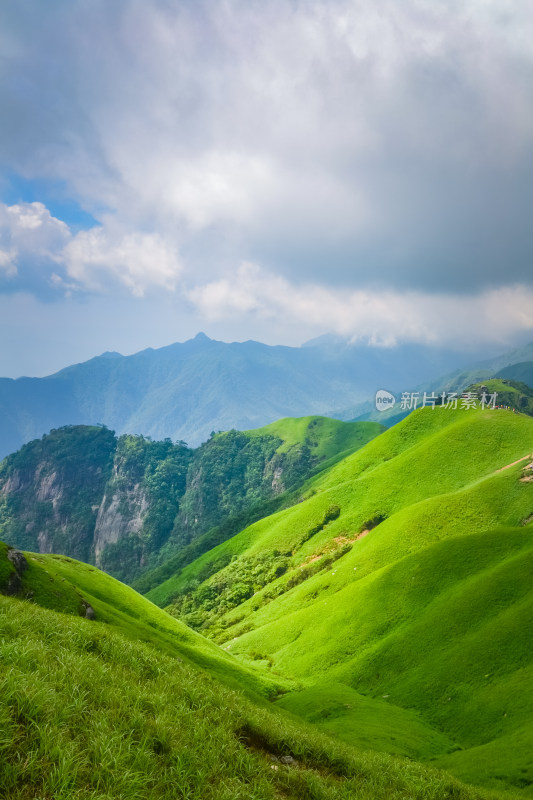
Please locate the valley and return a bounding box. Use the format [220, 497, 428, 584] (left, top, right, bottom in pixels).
[1, 402, 532, 798]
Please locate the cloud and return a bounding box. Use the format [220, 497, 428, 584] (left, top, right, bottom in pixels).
[62, 226, 183, 296]
[2, 196, 532, 352]
[0, 201, 182, 296]
[189, 262, 533, 349]
[0, 248, 17, 277]
[1, 0, 533, 295]
[0, 202, 70, 288]
[1, 0, 533, 377]
[0, 201, 70, 249]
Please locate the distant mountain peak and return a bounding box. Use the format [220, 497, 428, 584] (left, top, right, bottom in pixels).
[193, 332, 211, 342]
[302, 333, 349, 348]
[99, 351, 123, 359]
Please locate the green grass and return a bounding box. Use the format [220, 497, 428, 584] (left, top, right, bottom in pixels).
[0, 544, 282, 699]
[0, 594, 519, 800]
[276, 681, 455, 759]
[467, 378, 533, 416]
[147, 406, 533, 794]
[3, 406, 532, 797]
[148, 407, 533, 606]
[249, 416, 385, 461]
[132, 419, 382, 598]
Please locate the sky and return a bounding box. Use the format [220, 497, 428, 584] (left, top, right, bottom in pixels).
[1, 0, 533, 376]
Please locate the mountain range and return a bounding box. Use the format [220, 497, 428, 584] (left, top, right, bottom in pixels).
[351, 344, 533, 425]
[0, 332, 487, 458]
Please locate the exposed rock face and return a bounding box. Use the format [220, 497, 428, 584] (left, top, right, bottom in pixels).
[5, 548, 28, 595]
[268, 464, 285, 494]
[94, 486, 149, 566]
[0, 426, 116, 564]
[35, 468, 61, 503]
[3, 459, 100, 560]
[37, 529, 55, 554]
[3, 470, 22, 493]
[0, 420, 329, 583]
[82, 602, 95, 620]
[7, 548, 28, 574]
[0, 426, 192, 581]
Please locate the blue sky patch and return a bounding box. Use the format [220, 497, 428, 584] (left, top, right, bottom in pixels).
[1, 171, 99, 231]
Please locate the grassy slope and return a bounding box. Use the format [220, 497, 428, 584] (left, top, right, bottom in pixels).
[148, 406, 532, 605]
[144, 417, 383, 606]
[149, 406, 533, 794]
[249, 416, 385, 461]
[0, 541, 14, 587]
[1, 595, 515, 800]
[469, 378, 533, 416]
[0, 545, 281, 699]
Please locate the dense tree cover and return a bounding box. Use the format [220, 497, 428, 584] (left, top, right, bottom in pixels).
[98, 435, 192, 579]
[0, 425, 116, 562]
[166, 430, 313, 551]
[0, 419, 371, 583]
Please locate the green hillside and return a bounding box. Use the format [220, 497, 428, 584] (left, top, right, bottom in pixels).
[497, 362, 533, 387]
[168, 417, 383, 556]
[2, 591, 514, 800]
[148, 406, 533, 795]
[250, 415, 383, 464]
[0, 540, 520, 800]
[0, 541, 278, 698]
[473, 377, 533, 416]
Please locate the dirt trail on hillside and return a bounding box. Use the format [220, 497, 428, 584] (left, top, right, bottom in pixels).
[495, 454, 532, 473]
[301, 529, 372, 567]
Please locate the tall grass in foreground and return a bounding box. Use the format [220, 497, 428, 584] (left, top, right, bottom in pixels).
[0, 595, 515, 800]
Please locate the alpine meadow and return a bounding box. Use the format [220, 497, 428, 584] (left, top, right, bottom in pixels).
[2, 400, 533, 798]
[2, 1, 533, 799]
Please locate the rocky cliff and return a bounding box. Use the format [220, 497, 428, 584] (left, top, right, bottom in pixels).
[0, 425, 116, 564]
[0, 418, 382, 583]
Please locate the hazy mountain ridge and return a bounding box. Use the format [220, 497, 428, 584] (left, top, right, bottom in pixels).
[0, 333, 477, 458]
[348, 341, 533, 425]
[498, 361, 533, 386]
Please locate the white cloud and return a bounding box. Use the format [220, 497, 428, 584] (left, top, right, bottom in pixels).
[0, 201, 70, 257]
[0, 202, 70, 282]
[1, 0, 533, 372]
[0, 247, 17, 277]
[0, 201, 182, 296]
[62, 226, 183, 296]
[1, 197, 532, 354]
[2, 0, 533, 292]
[189, 262, 533, 349]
